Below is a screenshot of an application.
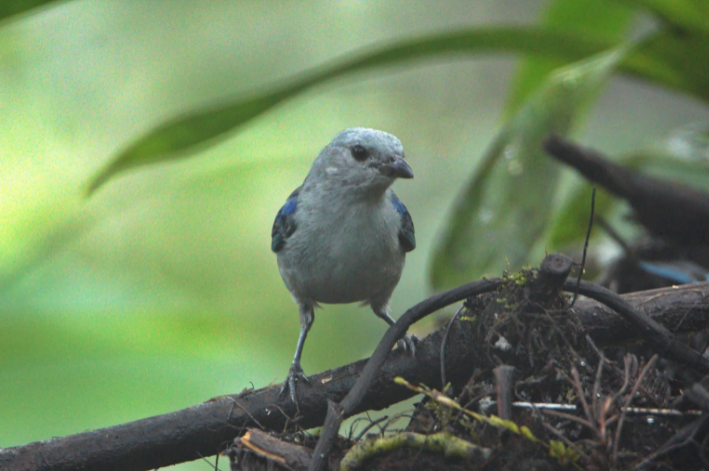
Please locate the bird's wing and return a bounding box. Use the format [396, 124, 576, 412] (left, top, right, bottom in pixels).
[391, 193, 416, 252]
[271, 186, 301, 252]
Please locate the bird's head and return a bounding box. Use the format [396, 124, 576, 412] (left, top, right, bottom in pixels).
[310, 128, 413, 195]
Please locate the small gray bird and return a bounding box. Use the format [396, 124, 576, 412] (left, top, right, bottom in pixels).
[271, 127, 416, 403]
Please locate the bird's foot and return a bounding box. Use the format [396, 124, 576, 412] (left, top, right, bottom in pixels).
[279, 362, 309, 404]
[396, 334, 419, 356]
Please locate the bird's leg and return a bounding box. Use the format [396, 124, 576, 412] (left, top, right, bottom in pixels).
[279, 303, 314, 404]
[372, 305, 418, 356]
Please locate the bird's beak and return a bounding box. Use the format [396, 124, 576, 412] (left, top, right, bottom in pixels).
[379, 155, 414, 179]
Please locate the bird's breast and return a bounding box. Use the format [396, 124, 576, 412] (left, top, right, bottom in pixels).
[277, 199, 405, 305]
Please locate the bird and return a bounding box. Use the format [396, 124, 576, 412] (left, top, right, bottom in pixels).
[271, 127, 416, 403]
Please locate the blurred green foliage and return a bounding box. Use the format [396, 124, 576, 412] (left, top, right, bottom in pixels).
[1, 1, 709, 470]
[0, 0, 63, 22]
[503, 0, 633, 114]
[432, 47, 628, 287]
[87, 25, 709, 194]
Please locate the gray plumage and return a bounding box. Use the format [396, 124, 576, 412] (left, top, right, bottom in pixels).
[271, 127, 415, 402]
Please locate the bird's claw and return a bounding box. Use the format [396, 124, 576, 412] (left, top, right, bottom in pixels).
[396, 334, 419, 357]
[279, 362, 309, 404]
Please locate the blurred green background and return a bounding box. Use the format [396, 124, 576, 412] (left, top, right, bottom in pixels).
[2, 1, 709, 470]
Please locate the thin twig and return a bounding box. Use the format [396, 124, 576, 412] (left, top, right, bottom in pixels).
[441, 304, 466, 389]
[570, 187, 596, 308]
[379, 413, 416, 435]
[611, 355, 633, 407]
[353, 415, 389, 441]
[593, 352, 605, 409]
[541, 408, 597, 430]
[542, 422, 591, 462]
[585, 334, 603, 359]
[196, 451, 222, 471]
[592, 353, 605, 440]
[571, 367, 597, 436]
[613, 355, 659, 464]
[633, 415, 709, 470]
[599, 397, 616, 446]
[229, 398, 265, 431]
[347, 417, 373, 440]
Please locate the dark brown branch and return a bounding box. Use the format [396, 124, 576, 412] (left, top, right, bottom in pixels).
[574, 281, 709, 345]
[2, 281, 709, 471]
[568, 279, 709, 374]
[544, 135, 709, 245]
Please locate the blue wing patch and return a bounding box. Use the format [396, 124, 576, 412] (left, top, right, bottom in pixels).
[271, 187, 301, 252]
[391, 193, 415, 252]
[638, 260, 709, 284]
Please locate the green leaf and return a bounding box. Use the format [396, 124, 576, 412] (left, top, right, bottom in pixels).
[520, 426, 540, 442]
[617, 0, 709, 34]
[488, 415, 520, 434]
[505, 0, 635, 115]
[0, 0, 65, 23]
[86, 27, 622, 195]
[430, 46, 628, 289]
[86, 22, 709, 195]
[506, 0, 634, 251]
[549, 439, 580, 464]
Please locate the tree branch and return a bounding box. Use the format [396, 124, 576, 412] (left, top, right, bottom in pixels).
[544, 135, 709, 245]
[2, 281, 709, 471]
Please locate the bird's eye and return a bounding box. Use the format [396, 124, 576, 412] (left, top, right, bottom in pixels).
[351, 145, 369, 161]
